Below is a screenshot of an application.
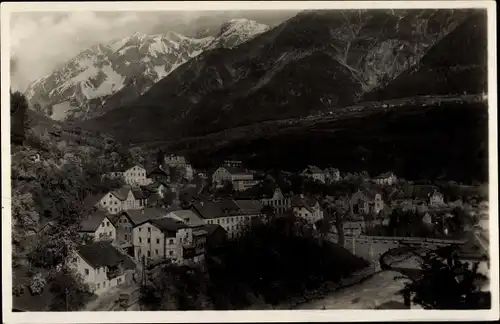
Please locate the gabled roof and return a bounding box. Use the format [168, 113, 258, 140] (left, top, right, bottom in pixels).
[291, 195, 319, 212]
[303, 165, 324, 174]
[167, 209, 205, 226]
[79, 211, 110, 232]
[199, 224, 226, 235]
[150, 218, 188, 233]
[234, 199, 264, 215]
[192, 200, 241, 219]
[122, 208, 167, 226]
[83, 194, 103, 208]
[115, 163, 144, 172]
[77, 241, 135, 270]
[131, 187, 147, 200]
[220, 166, 252, 176]
[111, 186, 131, 201]
[147, 166, 169, 177]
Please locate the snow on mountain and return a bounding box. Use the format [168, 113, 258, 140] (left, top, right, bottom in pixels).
[25, 18, 268, 121]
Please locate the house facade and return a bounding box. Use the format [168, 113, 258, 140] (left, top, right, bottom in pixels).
[92, 187, 147, 215]
[212, 167, 259, 191]
[132, 218, 207, 266]
[78, 211, 117, 243]
[350, 190, 385, 215]
[429, 190, 445, 207]
[373, 172, 397, 185]
[260, 188, 291, 214]
[291, 195, 324, 224]
[72, 241, 135, 295]
[110, 164, 151, 186]
[192, 200, 263, 239]
[301, 165, 326, 183]
[146, 166, 170, 184]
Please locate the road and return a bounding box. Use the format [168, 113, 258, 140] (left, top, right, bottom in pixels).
[83, 283, 140, 311]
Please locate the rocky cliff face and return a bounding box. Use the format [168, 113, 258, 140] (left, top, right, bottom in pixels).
[364, 11, 487, 100]
[84, 9, 471, 143]
[24, 19, 270, 121]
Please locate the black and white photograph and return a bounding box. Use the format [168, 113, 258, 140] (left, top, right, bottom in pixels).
[2, 1, 498, 322]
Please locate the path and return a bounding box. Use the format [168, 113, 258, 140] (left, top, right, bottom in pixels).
[84, 283, 140, 311]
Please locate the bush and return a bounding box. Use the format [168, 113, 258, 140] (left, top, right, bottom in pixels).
[29, 273, 46, 295]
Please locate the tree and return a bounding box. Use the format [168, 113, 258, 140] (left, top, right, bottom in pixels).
[11, 91, 29, 145]
[33, 102, 43, 113]
[48, 266, 94, 311]
[323, 196, 348, 247]
[395, 246, 490, 309]
[157, 149, 165, 167]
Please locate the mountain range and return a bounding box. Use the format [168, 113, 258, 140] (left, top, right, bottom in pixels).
[81, 9, 475, 143]
[25, 18, 270, 121]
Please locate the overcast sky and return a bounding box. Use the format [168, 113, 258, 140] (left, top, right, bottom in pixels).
[9, 10, 298, 91]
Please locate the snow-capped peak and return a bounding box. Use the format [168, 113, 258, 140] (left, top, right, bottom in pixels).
[209, 19, 270, 49]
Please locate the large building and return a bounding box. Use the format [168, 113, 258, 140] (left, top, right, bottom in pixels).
[373, 172, 397, 185]
[109, 164, 151, 186]
[260, 187, 291, 214]
[132, 218, 207, 265]
[212, 166, 260, 191]
[72, 241, 136, 295]
[301, 166, 326, 183]
[291, 195, 324, 224]
[191, 200, 264, 239]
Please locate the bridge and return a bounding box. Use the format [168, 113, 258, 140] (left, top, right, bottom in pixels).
[342, 235, 466, 271]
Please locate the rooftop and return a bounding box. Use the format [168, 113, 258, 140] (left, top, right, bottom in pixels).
[122, 208, 167, 225]
[167, 209, 206, 226]
[150, 218, 189, 233]
[79, 211, 109, 232]
[77, 241, 136, 270]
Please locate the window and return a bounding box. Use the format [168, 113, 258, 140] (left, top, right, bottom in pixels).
[139, 238, 142, 243]
[109, 231, 112, 236]
[115, 201, 117, 205]
[156, 238, 160, 244]
[118, 278, 122, 284]
[97, 283, 100, 289]
[103, 201, 106, 205]
[155, 249, 158, 255]
[169, 239, 174, 244]
[109, 195, 112, 198]
[148, 227, 151, 233]
[169, 251, 173, 256]
[139, 228, 142, 232]
[147, 238, 151, 243]
[147, 251, 151, 257]
[125, 234, 128, 240]
[85, 269, 89, 276]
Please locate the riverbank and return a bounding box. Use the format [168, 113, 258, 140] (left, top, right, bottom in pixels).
[269, 264, 379, 310]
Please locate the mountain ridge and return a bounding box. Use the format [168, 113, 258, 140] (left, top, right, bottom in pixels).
[24, 18, 270, 121]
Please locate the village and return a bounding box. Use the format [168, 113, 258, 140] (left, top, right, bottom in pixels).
[12, 147, 490, 311]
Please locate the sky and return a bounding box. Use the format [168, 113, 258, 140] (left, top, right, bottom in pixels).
[9, 10, 298, 91]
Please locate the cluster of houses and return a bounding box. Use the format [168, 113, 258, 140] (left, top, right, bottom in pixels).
[31, 154, 487, 298]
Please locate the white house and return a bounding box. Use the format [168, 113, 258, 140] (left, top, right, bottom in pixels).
[78, 211, 117, 242]
[301, 166, 326, 183]
[72, 241, 135, 295]
[373, 172, 397, 185]
[429, 190, 445, 207]
[192, 200, 263, 239]
[212, 167, 260, 191]
[291, 195, 324, 224]
[85, 186, 148, 215]
[260, 188, 291, 214]
[109, 164, 151, 186]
